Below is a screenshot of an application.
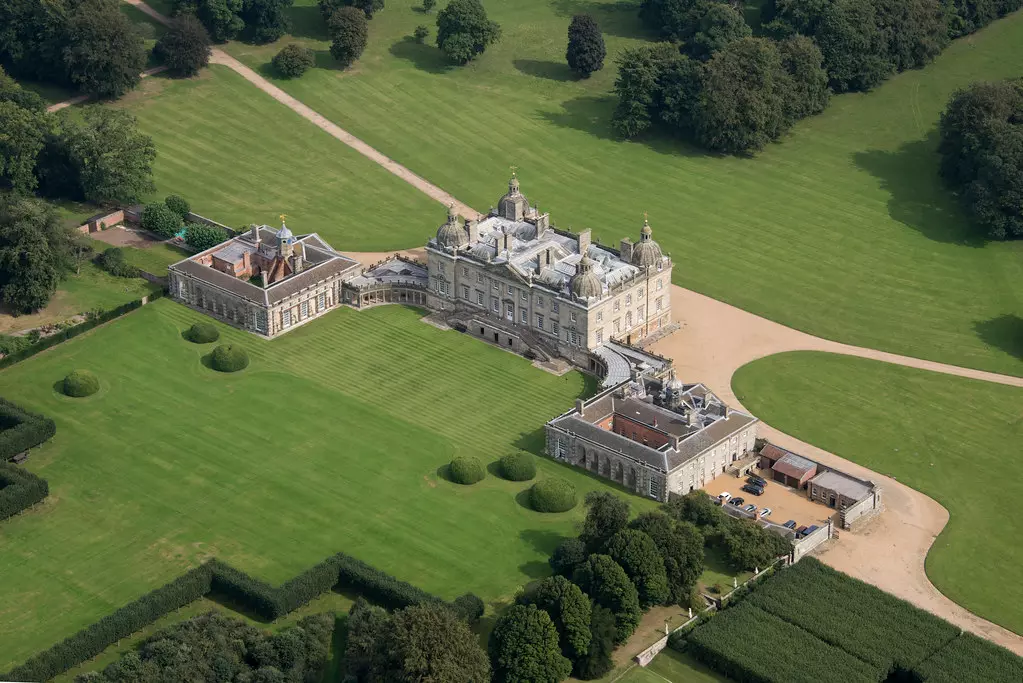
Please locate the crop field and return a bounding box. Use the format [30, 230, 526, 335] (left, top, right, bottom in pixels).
[217, 0, 1023, 375]
[109, 65, 441, 250]
[684, 558, 1022, 683]
[732, 352, 1023, 635]
[0, 299, 660, 671]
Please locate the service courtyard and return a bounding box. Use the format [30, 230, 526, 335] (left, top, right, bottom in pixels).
[0, 299, 659, 671]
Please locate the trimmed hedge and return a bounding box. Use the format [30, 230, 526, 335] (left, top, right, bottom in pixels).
[185, 322, 219, 344]
[530, 478, 577, 513]
[62, 369, 100, 397]
[0, 398, 56, 461]
[499, 451, 536, 481]
[2, 551, 445, 681]
[449, 455, 485, 484]
[210, 344, 249, 372]
[0, 293, 164, 370]
[0, 462, 49, 520]
[96, 247, 141, 278]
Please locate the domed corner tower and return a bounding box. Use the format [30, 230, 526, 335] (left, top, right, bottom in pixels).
[570, 255, 602, 301]
[631, 216, 664, 269]
[498, 171, 530, 222]
[435, 204, 468, 249]
[277, 216, 296, 259]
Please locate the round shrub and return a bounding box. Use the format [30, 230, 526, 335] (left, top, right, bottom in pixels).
[452, 592, 484, 624]
[185, 322, 219, 343]
[210, 344, 249, 372]
[164, 195, 190, 219]
[273, 43, 315, 78]
[499, 452, 536, 481]
[530, 478, 577, 513]
[141, 202, 182, 238]
[449, 456, 485, 485]
[63, 369, 99, 397]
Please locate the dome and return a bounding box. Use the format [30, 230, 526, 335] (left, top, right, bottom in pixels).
[498, 172, 529, 221]
[632, 217, 662, 267]
[435, 206, 468, 248]
[277, 223, 294, 242]
[570, 255, 602, 299]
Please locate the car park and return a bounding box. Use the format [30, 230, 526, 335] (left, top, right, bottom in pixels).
[760, 507, 772, 517]
[744, 503, 757, 513]
[729, 497, 745, 506]
[783, 520, 797, 529]
[741, 484, 764, 496]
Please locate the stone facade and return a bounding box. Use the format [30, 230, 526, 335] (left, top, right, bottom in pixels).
[425, 176, 673, 368]
[545, 376, 758, 501]
[168, 224, 361, 338]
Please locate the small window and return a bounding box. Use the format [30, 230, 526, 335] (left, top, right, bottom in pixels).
[552, 322, 559, 336]
[638, 288, 644, 297]
[626, 294, 632, 305]
[282, 309, 292, 328]
[614, 319, 621, 333]
[477, 272, 483, 283]
[595, 328, 603, 344]
[462, 266, 469, 277]
[626, 312, 632, 328]
[476, 291, 484, 305]
[570, 311, 577, 323]
[520, 308, 527, 323]
[613, 300, 620, 312]
[536, 314, 544, 330]
[507, 284, 513, 295]
[317, 293, 326, 310]
[492, 281, 498, 290]
[491, 298, 499, 312]
[637, 306, 645, 321]
[537, 296, 544, 308]
[300, 301, 309, 319]
[657, 279, 663, 291]
[596, 310, 603, 322]
[552, 301, 559, 313]
[656, 297, 663, 311]
[520, 291, 527, 301]
[462, 285, 469, 300]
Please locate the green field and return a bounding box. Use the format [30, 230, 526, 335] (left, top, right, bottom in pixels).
[0, 262, 160, 334]
[110, 65, 441, 250]
[212, 0, 1023, 375]
[0, 299, 662, 671]
[119, 242, 191, 275]
[619, 649, 729, 683]
[732, 352, 1023, 634]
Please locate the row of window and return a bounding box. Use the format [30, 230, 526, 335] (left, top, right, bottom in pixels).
[280, 292, 329, 329]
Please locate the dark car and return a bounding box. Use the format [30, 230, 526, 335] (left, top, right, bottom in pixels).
[729, 497, 745, 507]
[741, 484, 764, 496]
[802, 525, 820, 537]
[783, 520, 797, 529]
[747, 475, 767, 487]
[796, 525, 808, 536]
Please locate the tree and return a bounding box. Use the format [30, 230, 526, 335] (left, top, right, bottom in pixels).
[663, 489, 723, 528]
[939, 78, 1023, 239]
[566, 15, 606, 78]
[436, 0, 501, 65]
[0, 66, 46, 112]
[611, 43, 684, 138]
[0, 195, 66, 313]
[489, 604, 572, 683]
[777, 34, 830, 121]
[328, 6, 368, 69]
[344, 598, 391, 680]
[684, 2, 751, 60]
[518, 575, 592, 660]
[63, 0, 147, 98]
[605, 529, 669, 608]
[142, 203, 183, 238]
[452, 592, 485, 624]
[0, 100, 45, 194]
[720, 518, 792, 569]
[549, 537, 587, 577]
[873, 0, 948, 72]
[380, 604, 491, 682]
[572, 555, 641, 644]
[422, 0, 436, 11]
[157, 15, 212, 77]
[241, 0, 294, 44]
[185, 223, 227, 250]
[56, 108, 157, 204]
[342, 0, 385, 18]
[579, 491, 630, 553]
[629, 512, 705, 605]
[572, 605, 616, 680]
[197, 0, 246, 42]
[414, 25, 430, 43]
[0, 0, 69, 87]
[165, 195, 191, 219]
[639, 0, 706, 41]
[272, 43, 315, 77]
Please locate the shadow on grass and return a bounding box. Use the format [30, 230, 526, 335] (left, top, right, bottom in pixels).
[548, 0, 652, 39]
[514, 487, 536, 511]
[852, 131, 986, 246]
[388, 36, 452, 74]
[513, 59, 575, 82]
[519, 560, 552, 579]
[974, 315, 1023, 361]
[519, 528, 567, 554]
[206, 591, 274, 624]
[312, 49, 346, 71]
[286, 4, 329, 40]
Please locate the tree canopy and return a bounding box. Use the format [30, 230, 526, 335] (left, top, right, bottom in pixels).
[572, 554, 641, 644]
[549, 537, 587, 578]
[489, 603, 572, 683]
[566, 14, 606, 78]
[0, 195, 66, 313]
[157, 15, 212, 77]
[64, 0, 148, 98]
[605, 528, 670, 608]
[629, 511, 705, 605]
[572, 605, 616, 680]
[436, 0, 501, 65]
[518, 575, 592, 661]
[580, 491, 630, 553]
[720, 517, 792, 569]
[328, 6, 369, 68]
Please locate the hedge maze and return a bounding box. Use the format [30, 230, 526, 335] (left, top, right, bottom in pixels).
[3, 551, 443, 681]
[682, 558, 1022, 683]
[0, 463, 48, 521]
[0, 398, 55, 520]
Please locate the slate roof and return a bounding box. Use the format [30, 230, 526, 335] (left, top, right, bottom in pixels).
[772, 452, 817, 480]
[172, 259, 268, 305]
[810, 470, 873, 501]
[666, 410, 758, 470]
[265, 256, 359, 304]
[347, 257, 428, 288]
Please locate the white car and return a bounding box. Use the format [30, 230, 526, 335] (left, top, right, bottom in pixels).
[718, 492, 732, 503]
[760, 507, 772, 517]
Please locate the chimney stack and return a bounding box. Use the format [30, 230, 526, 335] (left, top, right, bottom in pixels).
[466, 216, 480, 243]
[536, 212, 550, 238]
[578, 229, 592, 257]
[575, 398, 584, 414]
[620, 238, 633, 263]
[260, 270, 268, 288]
[251, 225, 260, 245]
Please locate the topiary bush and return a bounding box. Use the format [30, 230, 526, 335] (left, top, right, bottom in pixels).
[210, 344, 249, 372]
[449, 455, 485, 485]
[273, 43, 315, 77]
[165, 195, 190, 219]
[499, 452, 536, 481]
[185, 322, 219, 344]
[141, 202, 182, 238]
[530, 478, 577, 513]
[62, 369, 100, 397]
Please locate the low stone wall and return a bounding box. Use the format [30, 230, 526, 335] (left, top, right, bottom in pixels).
[791, 519, 833, 562]
[186, 212, 237, 236]
[841, 489, 883, 529]
[139, 270, 168, 288]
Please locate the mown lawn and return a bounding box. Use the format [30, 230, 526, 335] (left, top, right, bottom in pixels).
[732, 352, 1023, 635]
[108, 65, 441, 250]
[218, 0, 1023, 376]
[0, 299, 658, 671]
[618, 648, 730, 683]
[119, 242, 191, 276]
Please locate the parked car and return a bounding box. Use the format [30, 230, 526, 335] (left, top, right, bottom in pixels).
[744, 504, 757, 513]
[718, 492, 732, 503]
[729, 497, 745, 506]
[747, 475, 767, 487]
[783, 520, 797, 529]
[796, 525, 808, 536]
[741, 484, 764, 496]
[760, 507, 772, 517]
[802, 525, 820, 537]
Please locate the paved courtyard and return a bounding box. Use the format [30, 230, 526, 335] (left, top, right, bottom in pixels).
[702, 470, 835, 531]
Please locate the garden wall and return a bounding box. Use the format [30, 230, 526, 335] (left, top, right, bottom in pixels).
[840, 489, 883, 529]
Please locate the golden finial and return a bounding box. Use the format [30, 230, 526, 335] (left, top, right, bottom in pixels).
[643, 211, 648, 221]
[279, 213, 287, 224]
[510, 165, 518, 177]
